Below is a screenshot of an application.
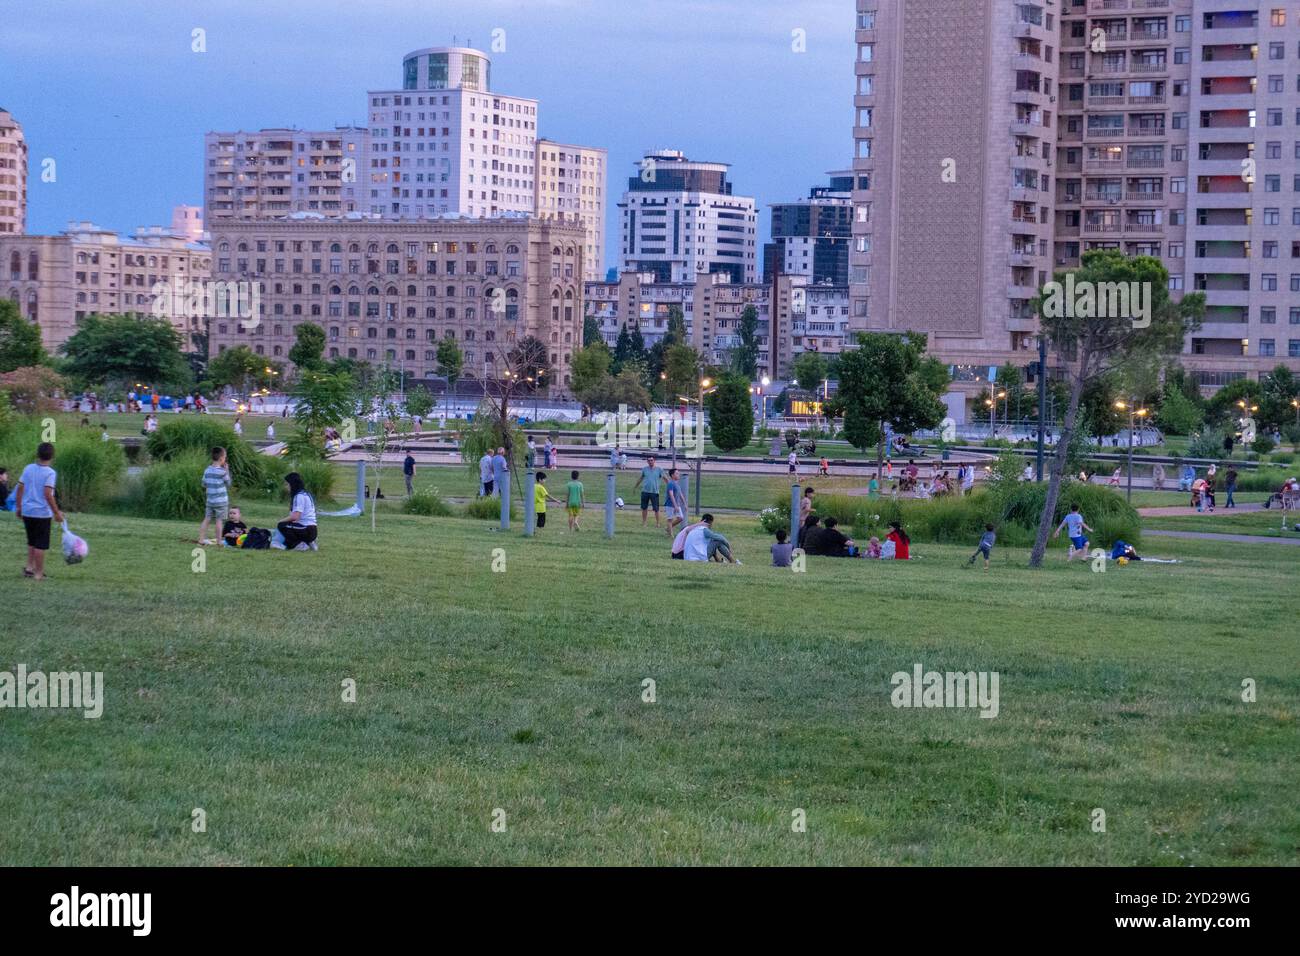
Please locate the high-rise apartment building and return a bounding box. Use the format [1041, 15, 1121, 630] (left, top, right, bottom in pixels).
[619, 150, 758, 285]
[535, 139, 607, 281]
[764, 171, 854, 284]
[851, 0, 1300, 395]
[366, 47, 538, 219]
[0, 108, 28, 236]
[204, 128, 366, 222]
[206, 216, 585, 389]
[0, 221, 211, 349]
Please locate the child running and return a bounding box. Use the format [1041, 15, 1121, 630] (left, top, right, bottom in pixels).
[967, 523, 996, 570]
[564, 470, 585, 531]
[1052, 503, 1094, 561]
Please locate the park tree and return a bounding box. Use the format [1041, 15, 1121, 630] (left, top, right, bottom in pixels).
[1079, 374, 1124, 440]
[582, 314, 603, 347]
[1028, 250, 1205, 567]
[730, 305, 761, 379]
[1204, 378, 1264, 428]
[663, 306, 687, 350]
[1156, 385, 1204, 436]
[612, 324, 633, 371]
[508, 335, 551, 390]
[436, 337, 463, 393]
[662, 343, 701, 405]
[1260, 365, 1299, 430]
[0, 299, 49, 372]
[582, 368, 651, 413]
[60, 313, 192, 392]
[405, 383, 435, 421]
[0, 365, 66, 413]
[791, 351, 828, 393]
[288, 322, 327, 374]
[208, 345, 282, 393]
[290, 369, 357, 458]
[826, 332, 948, 470]
[570, 341, 612, 401]
[706, 373, 755, 451]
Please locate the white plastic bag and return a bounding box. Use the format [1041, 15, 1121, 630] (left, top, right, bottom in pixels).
[61, 520, 89, 564]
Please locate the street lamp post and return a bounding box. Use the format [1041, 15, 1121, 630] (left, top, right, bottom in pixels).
[760, 375, 770, 435]
[1116, 400, 1148, 503]
[694, 376, 711, 518]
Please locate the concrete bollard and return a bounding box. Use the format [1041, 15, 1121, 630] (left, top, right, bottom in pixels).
[524, 470, 536, 537]
[356, 460, 366, 514]
[791, 483, 800, 549]
[605, 472, 616, 538]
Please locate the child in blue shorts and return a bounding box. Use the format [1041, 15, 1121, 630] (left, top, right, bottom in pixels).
[1052, 503, 1094, 562]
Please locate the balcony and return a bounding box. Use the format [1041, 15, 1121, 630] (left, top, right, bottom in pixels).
[1090, 96, 1127, 107]
[1127, 156, 1165, 169]
[1089, 0, 1129, 10]
[1124, 220, 1165, 233]
[1086, 159, 1126, 171]
[1083, 221, 1123, 234]
[1127, 124, 1167, 138]
[1126, 190, 1164, 201]
[1129, 94, 1166, 105]
[1009, 249, 1036, 267]
[1129, 60, 1169, 74]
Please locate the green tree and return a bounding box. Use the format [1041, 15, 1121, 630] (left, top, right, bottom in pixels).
[291, 370, 356, 458]
[826, 332, 948, 469]
[1260, 365, 1299, 430]
[582, 315, 602, 347]
[1080, 374, 1124, 440]
[436, 337, 463, 392]
[208, 345, 281, 393]
[791, 351, 828, 392]
[730, 305, 761, 379]
[1204, 378, 1264, 428]
[662, 343, 700, 406]
[0, 299, 49, 372]
[663, 306, 687, 350]
[582, 368, 651, 413]
[612, 324, 633, 372]
[405, 383, 435, 420]
[60, 313, 192, 391]
[288, 322, 326, 373]
[1029, 250, 1205, 567]
[570, 341, 612, 401]
[1156, 385, 1204, 436]
[705, 373, 754, 451]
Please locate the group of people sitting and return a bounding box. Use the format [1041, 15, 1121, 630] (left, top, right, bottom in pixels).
[198, 446, 318, 551]
[792, 515, 911, 560]
[670, 514, 740, 564]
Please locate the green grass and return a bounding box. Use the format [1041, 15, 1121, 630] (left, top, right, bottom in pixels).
[1, 501, 1296, 866]
[1144, 511, 1300, 538]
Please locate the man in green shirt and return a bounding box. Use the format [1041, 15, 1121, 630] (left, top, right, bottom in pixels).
[632, 455, 665, 527]
[565, 470, 585, 532]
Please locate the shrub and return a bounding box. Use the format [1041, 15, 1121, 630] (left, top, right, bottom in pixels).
[1186, 428, 1227, 460]
[1232, 467, 1292, 493]
[54, 432, 127, 511]
[405, 487, 453, 517]
[1271, 453, 1294, 466]
[146, 418, 263, 489]
[137, 450, 208, 521]
[284, 457, 336, 502]
[1251, 436, 1276, 456]
[465, 495, 518, 521]
[1284, 423, 1300, 447]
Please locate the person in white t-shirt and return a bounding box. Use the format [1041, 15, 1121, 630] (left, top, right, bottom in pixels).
[277, 472, 318, 551]
[788, 450, 798, 475]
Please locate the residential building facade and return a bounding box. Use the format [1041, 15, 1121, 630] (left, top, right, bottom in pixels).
[204, 128, 366, 222]
[851, 0, 1300, 392]
[0, 108, 27, 236]
[0, 221, 211, 349]
[763, 171, 854, 285]
[206, 216, 586, 389]
[535, 139, 607, 281]
[619, 150, 759, 285]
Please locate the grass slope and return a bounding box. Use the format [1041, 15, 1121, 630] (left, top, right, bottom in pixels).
[1, 503, 1296, 865]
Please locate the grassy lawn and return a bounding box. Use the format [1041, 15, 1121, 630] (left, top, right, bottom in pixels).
[1, 502, 1296, 866]
[50, 411, 284, 441]
[1143, 510, 1300, 538]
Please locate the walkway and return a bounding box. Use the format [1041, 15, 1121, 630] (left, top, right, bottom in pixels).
[1145, 529, 1300, 546]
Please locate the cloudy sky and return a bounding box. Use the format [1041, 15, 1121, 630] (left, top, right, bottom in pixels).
[3, 0, 855, 268]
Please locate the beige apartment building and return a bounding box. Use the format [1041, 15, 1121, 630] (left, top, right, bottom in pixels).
[534, 139, 607, 281]
[206, 216, 585, 390]
[852, 0, 1300, 398]
[204, 128, 367, 222]
[0, 220, 211, 350]
[0, 109, 27, 236]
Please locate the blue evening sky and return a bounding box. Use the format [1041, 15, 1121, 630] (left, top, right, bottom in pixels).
[2, 0, 855, 271]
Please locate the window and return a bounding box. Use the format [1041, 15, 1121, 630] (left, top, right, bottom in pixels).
[1260, 338, 1276, 356]
[1175, 15, 1190, 32]
[1291, 340, 1300, 358]
[1271, 8, 1286, 27]
[1291, 307, 1300, 323]
[1262, 307, 1277, 324]
[1265, 241, 1279, 257]
[1269, 42, 1284, 60]
[1263, 273, 1279, 290]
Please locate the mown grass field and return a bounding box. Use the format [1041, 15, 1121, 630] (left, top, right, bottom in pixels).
[1, 499, 1296, 866]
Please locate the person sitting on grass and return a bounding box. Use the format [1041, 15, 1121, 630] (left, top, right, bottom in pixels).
[565, 470, 585, 532]
[671, 518, 706, 559]
[277, 472, 318, 551]
[817, 517, 855, 557]
[222, 507, 248, 547]
[885, 521, 911, 560]
[0, 466, 10, 510]
[771, 528, 793, 568]
[533, 471, 562, 531]
[199, 446, 231, 546]
[798, 515, 822, 552]
[1109, 540, 1142, 562]
[866, 536, 883, 559]
[16, 442, 63, 581]
[1052, 503, 1093, 561]
[684, 514, 740, 564]
[967, 523, 996, 571]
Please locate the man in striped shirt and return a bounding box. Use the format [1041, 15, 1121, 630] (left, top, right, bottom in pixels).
[199, 446, 231, 546]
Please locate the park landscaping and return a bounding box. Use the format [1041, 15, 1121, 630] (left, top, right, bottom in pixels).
[1, 496, 1297, 866]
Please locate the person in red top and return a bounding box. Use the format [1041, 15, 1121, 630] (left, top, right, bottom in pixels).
[887, 521, 911, 560]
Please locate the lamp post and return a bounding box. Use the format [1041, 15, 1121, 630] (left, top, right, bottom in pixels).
[1291, 398, 1300, 428]
[1115, 400, 1149, 502]
[760, 374, 770, 435]
[1036, 333, 1046, 482]
[694, 376, 711, 518]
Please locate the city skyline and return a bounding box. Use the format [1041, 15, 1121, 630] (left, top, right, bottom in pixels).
[2, 0, 855, 270]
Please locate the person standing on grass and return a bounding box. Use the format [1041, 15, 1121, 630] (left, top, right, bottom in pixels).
[609, 444, 620, 470]
[665, 467, 686, 537]
[198, 446, 231, 546]
[967, 523, 996, 571]
[1225, 467, 1238, 509]
[1052, 503, 1093, 561]
[403, 450, 416, 497]
[479, 450, 494, 496]
[277, 472, 319, 550]
[788, 449, 798, 476]
[525, 437, 537, 470]
[800, 486, 815, 527]
[1151, 462, 1165, 491]
[565, 470, 585, 531]
[533, 472, 561, 531]
[16, 443, 63, 580]
[633, 454, 665, 527]
[491, 447, 509, 498]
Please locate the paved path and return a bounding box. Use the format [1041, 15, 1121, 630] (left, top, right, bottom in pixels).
[1138, 503, 1265, 517]
[1145, 529, 1300, 546]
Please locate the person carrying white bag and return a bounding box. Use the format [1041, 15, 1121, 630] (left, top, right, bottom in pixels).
[15, 441, 64, 581]
[62, 520, 89, 565]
